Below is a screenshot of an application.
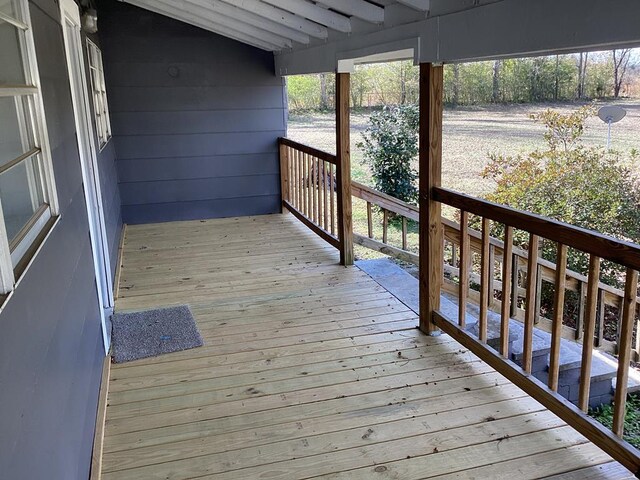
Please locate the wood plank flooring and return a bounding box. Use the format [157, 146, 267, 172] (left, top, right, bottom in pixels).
[101, 213, 631, 479]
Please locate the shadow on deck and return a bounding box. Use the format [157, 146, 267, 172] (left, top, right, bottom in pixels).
[100, 213, 630, 479]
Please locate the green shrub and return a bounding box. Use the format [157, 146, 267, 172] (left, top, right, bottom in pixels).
[357, 105, 419, 204]
[482, 105, 640, 287]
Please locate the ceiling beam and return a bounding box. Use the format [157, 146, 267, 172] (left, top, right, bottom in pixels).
[219, 0, 328, 39]
[396, 0, 430, 12]
[261, 0, 351, 33]
[122, 0, 280, 50]
[314, 0, 384, 24]
[178, 0, 310, 44]
[162, 0, 293, 48]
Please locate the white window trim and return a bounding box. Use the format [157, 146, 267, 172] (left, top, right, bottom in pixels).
[0, 0, 60, 294]
[86, 39, 112, 150]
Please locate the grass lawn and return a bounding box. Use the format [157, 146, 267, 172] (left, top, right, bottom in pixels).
[287, 100, 640, 260]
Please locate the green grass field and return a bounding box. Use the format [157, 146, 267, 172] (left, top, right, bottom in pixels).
[288, 100, 640, 261]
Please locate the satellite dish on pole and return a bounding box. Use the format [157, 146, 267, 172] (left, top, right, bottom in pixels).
[597, 105, 626, 150]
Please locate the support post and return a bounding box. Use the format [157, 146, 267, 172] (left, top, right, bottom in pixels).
[336, 72, 353, 266]
[279, 141, 289, 213]
[419, 63, 444, 334]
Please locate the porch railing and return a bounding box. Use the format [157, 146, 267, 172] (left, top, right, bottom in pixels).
[432, 187, 640, 473]
[278, 138, 640, 472]
[278, 137, 340, 250]
[352, 180, 640, 359]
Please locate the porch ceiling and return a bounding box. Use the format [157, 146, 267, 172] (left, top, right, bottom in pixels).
[118, 0, 431, 52]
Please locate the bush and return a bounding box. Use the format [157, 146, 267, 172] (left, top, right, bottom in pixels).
[482, 105, 640, 287]
[358, 105, 419, 204]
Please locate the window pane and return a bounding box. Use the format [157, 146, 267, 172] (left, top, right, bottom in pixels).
[0, 21, 25, 85]
[0, 0, 19, 20]
[0, 155, 45, 242]
[0, 96, 32, 165]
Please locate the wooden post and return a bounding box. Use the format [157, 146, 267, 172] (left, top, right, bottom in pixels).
[279, 141, 289, 212]
[419, 63, 444, 334]
[336, 72, 353, 266]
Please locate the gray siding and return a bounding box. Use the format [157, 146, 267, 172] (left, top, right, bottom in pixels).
[0, 1, 108, 478]
[98, 0, 287, 224]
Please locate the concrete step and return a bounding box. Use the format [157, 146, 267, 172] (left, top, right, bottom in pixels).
[355, 258, 629, 409]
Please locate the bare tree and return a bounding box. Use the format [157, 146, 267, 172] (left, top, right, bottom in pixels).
[319, 73, 329, 110]
[612, 49, 631, 98]
[577, 52, 588, 99]
[492, 60, 501, 103]
[452, 63, 460, 106]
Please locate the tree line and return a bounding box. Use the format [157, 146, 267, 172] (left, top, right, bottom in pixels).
[286, 49, 638, 111]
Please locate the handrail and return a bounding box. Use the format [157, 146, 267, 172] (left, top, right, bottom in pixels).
[433, 186, 640, 272]
[279, 137, 337, 165]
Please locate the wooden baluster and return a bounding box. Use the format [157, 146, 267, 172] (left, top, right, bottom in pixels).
[316, 157, 321, 224]
[479, 217, 490, 343]
[613, 268, 639, 437]
[488, 244, 496, 308]
[510, 253, 519, 318]
[451, 244, 458, 268]
[323, 162, 328, 231]
[635, 303, 640, 363]
[306, 154, 312, 218]
[576, 280, 587, 341]
[279, 142, 287, 209]
[297, 149, 302, 210]
[458, 211, 469, 328]
[549, 243, 568, 391]
[596, 288, 605, 348]
[288, 147, 293, 204]
[312, 157, 315, 220]
[402, 217, 408, 251]
[523, 233, 540, 374]
[382, 209, 388, 244]
[366, 202, 373, 238]
[500, 226, 514, 357]
[534, 264, 543, 325]
[578, 255, 601, 412]
[313, 157, 318, 224]
[329, 163, 335, 235]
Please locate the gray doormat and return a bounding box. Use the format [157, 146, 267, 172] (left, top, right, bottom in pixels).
[111, 305, 204, 363]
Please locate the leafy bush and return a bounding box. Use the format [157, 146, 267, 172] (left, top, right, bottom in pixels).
[482, 105, 640, 286]
[591, 394, 640, 448]
[358, 105, 419, 204]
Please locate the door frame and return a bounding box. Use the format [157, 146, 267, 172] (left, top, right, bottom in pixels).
[60, 0, 114, 354]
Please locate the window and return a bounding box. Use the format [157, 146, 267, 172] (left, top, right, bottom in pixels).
[86, 39, 111, 149]
[0, 0, 59, 293]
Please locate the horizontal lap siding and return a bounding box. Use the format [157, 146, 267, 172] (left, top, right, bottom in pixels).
[98, 0, 287, 224]
[0, 2, 106, 478]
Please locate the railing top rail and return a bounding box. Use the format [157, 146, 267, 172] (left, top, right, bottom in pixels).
[433, 186, 640, 271]
[352, 181, 419, 221]
[279, 137, 337, 165]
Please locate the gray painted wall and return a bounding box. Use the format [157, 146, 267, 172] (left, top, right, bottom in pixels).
[85, 29, 123, 284]
[0, 1, 121, 478]
[97, 0, 287, 224]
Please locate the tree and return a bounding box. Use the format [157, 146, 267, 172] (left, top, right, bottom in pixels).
[357, 105, 419, 204]
[492, 60, 501, 103]
[577, 52, 589, 99]
[482, 105, 640, 285]
[613, 49, 632, 98]
[319, 73, 329, 110]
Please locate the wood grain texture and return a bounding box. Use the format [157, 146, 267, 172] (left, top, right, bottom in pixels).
[500, 226, 514, 357]
[549, 243, 568, 392]
[613, 268, 639, 436]
[523, 234, 540, 373]
[458, 211, 470, 328]
[99, 213, 630, 479]
[90, 355, 111, 480]
[579, 255, 601, 412]
[419, 63, 443, 334]
[335, 72, 353, 266]
[479, 217, 491, 343]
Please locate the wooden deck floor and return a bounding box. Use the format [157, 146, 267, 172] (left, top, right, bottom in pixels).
[101, 214, 631, 480]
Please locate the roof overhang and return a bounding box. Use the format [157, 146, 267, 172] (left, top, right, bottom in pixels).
[116, 0, 640, 76]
